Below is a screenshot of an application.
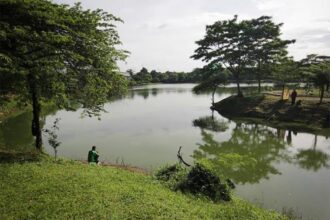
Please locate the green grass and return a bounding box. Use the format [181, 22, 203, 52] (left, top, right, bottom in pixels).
[0, 157, 288, 220]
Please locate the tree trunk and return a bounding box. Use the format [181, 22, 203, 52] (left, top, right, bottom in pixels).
[281, 84, 285, 100]
[212, 87, 216, 106]
[320, 85, 325, 104]
[28, 74, 42, 151]
[257, 61, 261, 93]
[326, 81, 329, 91]
[313, 135, 317, 150]
[235, 73, 242, 97]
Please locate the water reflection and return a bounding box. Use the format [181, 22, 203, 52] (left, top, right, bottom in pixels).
[0, 105, 58, 152]
[0, 112, 34, 151]
[193, 123, 296, 184]
[193, 110, 229, 132]
[193, 116, 330, 185]
[136, 89, 149, 99]
[193, 123, 287, 184]
[296, 135, 330, 171]
[126, 85, 192, 100]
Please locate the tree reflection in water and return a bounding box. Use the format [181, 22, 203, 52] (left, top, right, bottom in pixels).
[193, 122, 290, 184]
[0, 112, 35, 151]
[0, 105, 58, 153]
[296, 135, 330, 171]
[193, 116, 330, 184]
[193, 116, 228, 132]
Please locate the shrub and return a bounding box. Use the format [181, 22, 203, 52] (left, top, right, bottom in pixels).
[155, 163, 232, 202]
[155, 163, 188, 190]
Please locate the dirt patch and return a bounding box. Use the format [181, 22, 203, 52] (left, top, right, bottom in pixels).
[80, 160, 150, 175]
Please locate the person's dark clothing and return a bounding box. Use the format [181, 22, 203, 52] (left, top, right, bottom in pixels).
[88, 150, 99, 163]
[291, 90, 297, 105]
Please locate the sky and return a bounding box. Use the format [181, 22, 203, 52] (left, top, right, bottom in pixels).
[54, 0, 330, 72]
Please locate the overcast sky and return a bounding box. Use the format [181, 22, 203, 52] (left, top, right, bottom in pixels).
[54, 0, 330, 72]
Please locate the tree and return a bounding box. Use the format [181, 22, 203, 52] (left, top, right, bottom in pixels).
[300, 55, 330, 104]
[150, 70, 161, 82]
[0, 0, 128, 150]
[193, 64, 230, 105]
[192, 15, 252, 97]
[43, 118, 61, 161]
[132, 67, 152, 83]
[191, 15, 295, 96]
[272, 57, 299, 99]
[248, 16, 295, 93]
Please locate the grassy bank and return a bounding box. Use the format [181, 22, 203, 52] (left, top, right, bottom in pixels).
[214, 94, 330, 133]
[0, 156, 288, 219]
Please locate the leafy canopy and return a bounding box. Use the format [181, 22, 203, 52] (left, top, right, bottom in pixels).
[191, 15, 294, 95]
[0, 0, 128, 116]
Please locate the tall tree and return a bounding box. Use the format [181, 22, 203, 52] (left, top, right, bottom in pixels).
[193, 64, 230, 105]
[191, 15, 295, 96]
[191, 16, 252, 97]
[272, 57, 299, 99]
[248, 16, 295, 92]
[0, 0, 128, 150]
[300, 55, 330, 104]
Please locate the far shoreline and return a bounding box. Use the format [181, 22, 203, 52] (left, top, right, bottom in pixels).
[214, 93, 330, 135]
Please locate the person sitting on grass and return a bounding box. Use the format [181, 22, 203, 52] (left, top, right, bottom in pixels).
[88, 145, 99, 164]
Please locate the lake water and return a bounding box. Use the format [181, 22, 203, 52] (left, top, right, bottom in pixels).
[1, 84, 330, 220]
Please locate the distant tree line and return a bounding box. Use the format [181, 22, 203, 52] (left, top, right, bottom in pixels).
[126, 68, 203, 85]
[126, 66, 277, 86]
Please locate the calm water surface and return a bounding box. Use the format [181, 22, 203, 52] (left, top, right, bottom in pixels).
[1, 84, 330, 220]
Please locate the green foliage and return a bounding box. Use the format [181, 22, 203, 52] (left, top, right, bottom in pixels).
[182, 164, 231, 202]
[271, 57, 300, 98]
[248, 16, 295, 92]
[300, 54, 330, 103]
[155, 163, 189, 190]
[192, 15, 294, 95]
[0, 0, 128, 149]
[272, 57, 299, 84]
[43, 118, 61, 160]
[0, 0, 128, 105]
[128, 67, 203, 85]
[155, 163, 232, 202]
[193, 64, 231, 104]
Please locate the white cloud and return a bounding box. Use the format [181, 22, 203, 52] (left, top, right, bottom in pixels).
[254, 0, 286, 11]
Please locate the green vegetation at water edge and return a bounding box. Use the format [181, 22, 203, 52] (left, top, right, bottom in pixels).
[0, 157, 288, 220]
[155, 163, 233, 202]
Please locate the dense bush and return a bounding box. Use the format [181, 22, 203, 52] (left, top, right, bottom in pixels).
[155, 163, 232, 202]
